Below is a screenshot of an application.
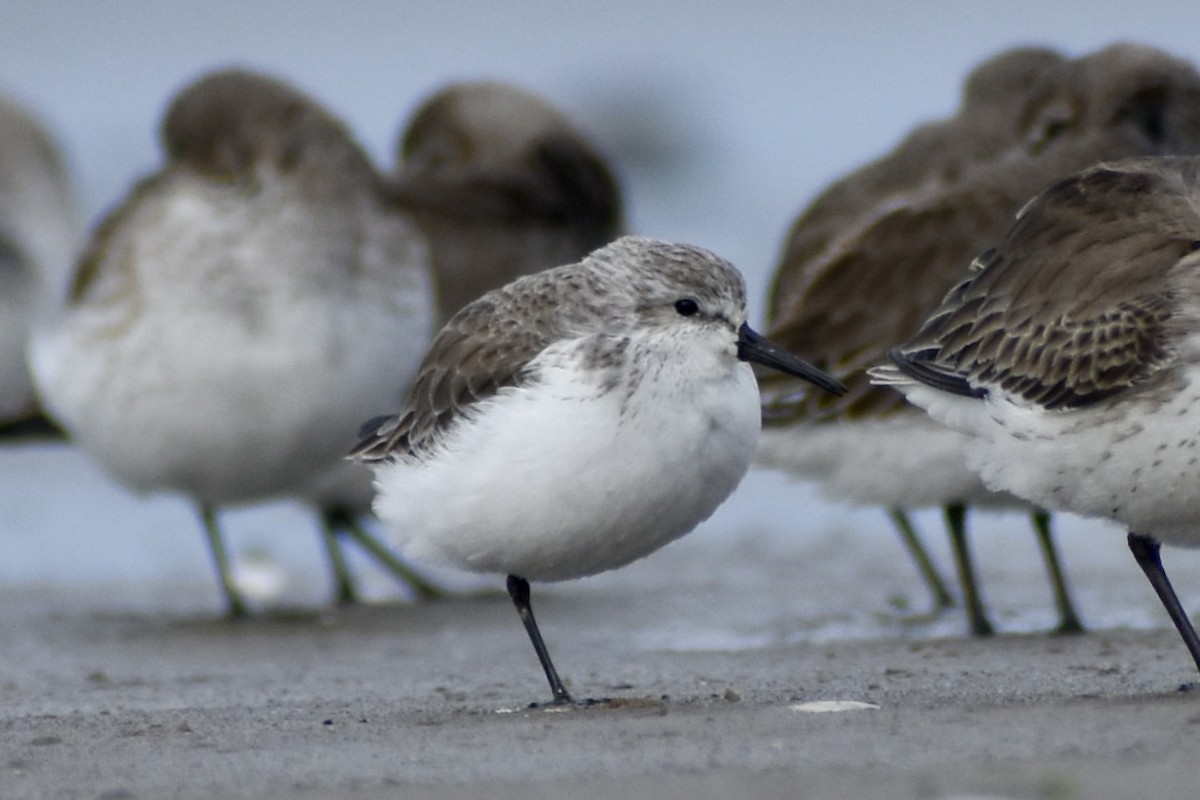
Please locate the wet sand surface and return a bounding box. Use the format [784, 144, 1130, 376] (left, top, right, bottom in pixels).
[4, 587, 1200, 799]
[5, 448, 1200, 800]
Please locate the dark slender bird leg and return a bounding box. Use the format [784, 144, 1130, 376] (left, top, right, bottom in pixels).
[197, 504, 249, 619]
[329, 508, 444, 600]
[945, 503, 994, 637]
[318, 510, 359, 606]
[0, 410, 66, 441]
[1128, 532, 1200, 674]
[507, 575, 573, 705]
[887, 507, 956, 611]
[1030, 509, 1084, 635]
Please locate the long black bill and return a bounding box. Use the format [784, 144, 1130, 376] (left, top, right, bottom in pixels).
[737, 322, 845, 396]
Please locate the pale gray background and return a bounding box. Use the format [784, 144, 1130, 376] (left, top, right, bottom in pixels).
[4, 0, 1200, 639]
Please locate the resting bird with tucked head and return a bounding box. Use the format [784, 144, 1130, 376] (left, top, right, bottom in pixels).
[351, 236, 844, 706]
[31, 68, 435, 616]
[874, 155, 1200, 679]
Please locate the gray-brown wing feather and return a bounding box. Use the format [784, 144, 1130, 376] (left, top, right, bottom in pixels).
[892, 159, 1200, 410]
[761, 45, 1200, 426]
[66, 172, 168, 305]
[760, 188, 1010, 422]
[349, 294, 555, 462]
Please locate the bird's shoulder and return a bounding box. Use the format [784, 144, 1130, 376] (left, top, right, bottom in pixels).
[350, 277, 563, 460]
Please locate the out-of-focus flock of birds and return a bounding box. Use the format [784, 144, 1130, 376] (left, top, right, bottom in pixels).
[7, 41, 1200, 683]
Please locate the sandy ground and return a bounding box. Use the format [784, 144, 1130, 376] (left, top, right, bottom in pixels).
[6, 446, 1200, 799]
[5, 527, 1200, 799]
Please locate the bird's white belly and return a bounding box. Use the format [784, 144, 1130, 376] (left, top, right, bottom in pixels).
[373, 358, 762, 581]
[904, 375, 1200, 547]
[31, 281, 429, 506]
[756, 413, 1009, 509]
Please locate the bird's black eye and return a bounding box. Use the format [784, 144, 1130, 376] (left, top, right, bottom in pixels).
[674, 298, 699, 317]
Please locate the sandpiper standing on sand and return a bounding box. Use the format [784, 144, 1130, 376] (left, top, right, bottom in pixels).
[30, 69, 434, 615]
[351, 236, 845, 705]
[759, 44, 1200, 634]
[874, 156, 1200, 677]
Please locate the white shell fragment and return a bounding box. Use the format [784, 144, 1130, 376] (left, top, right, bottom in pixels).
[788, 700, 881, 713]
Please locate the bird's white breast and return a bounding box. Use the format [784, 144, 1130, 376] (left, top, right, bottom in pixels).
[373, 328, 762, 581]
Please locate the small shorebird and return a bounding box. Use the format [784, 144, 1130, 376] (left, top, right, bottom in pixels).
[351, 236, 845, 705]
[875, 155, 1200, 677]
[758, 43, 1200, 634]
[0, 91, 81, 435]
[388, 80, 623, 326]
[30, 69, 435, 616]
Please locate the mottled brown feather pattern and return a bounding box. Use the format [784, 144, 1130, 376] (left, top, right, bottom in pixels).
[67, 172, 163, 306]
[893, 157, 1200, 409]
[762, 187, 1010, 420]
[765, 46, 1069, 322]
[760, 43, 1200, 424]
[349, 291, 558, 461]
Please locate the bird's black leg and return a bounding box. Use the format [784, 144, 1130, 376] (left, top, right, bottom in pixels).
[945, 503, 994, 637]
[1030, 508, 1084, 635]
[506, 575, 573, 705]
[318, 509, 359, 606]
[326, 507, 445, 600]
[888, 507, 955, 611]
[1128, 532, 1200, 675]
[198, 505, 250, 619]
